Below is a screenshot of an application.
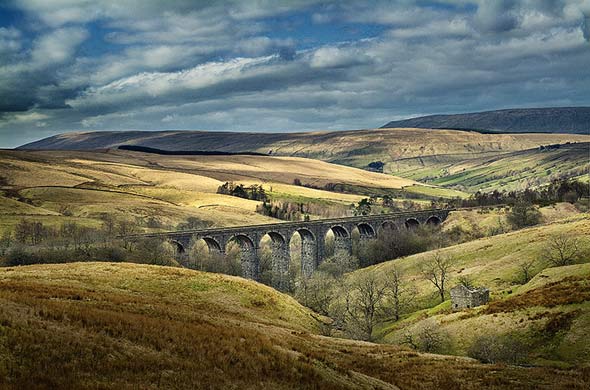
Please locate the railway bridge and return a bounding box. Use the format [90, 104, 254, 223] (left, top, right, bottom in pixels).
[127, 209, 450, 291]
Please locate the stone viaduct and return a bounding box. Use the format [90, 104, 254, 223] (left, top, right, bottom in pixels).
[128, 209, 450, 291]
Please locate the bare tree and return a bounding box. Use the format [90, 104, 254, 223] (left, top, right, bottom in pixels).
[117, 220, 138, 249]
[344, 273, 389, 341]
[295, 271, 338, 317]
[518, 258, 537, 284]
[416, 319, 444, 353]
[421, 251, 453, 303]
[386, 266, 416, 321]
[507, 201, 541, 229]
[543, 234, 580, 267]
[401, 319, 445, 353]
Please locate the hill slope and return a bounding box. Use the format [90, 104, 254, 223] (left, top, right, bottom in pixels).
[0, 262, 587, 389]
[347, 214, 590, 365]
[390, 142, 590, 192]
[381, 107, 590, 134]
[0, 149, 436, 235]
[18, 129, 590, 164]
[383, 263, 590, 367]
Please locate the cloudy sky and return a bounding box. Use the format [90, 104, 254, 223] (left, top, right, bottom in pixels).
[0, 0, 589, 147]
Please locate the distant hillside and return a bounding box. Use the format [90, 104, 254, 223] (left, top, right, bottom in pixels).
[17, 129, 590, 169]
[389, 142, 590, 193]
[382, 107, 590, 134]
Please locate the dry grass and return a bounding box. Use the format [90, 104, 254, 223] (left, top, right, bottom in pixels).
[442, 203, 583, 236]
[485, 275, 590, 314]
[0, 148, 432, 231]
[382, 264, 590, 365]
[359, 214, 590, 316]
[0, 262, 587, 389]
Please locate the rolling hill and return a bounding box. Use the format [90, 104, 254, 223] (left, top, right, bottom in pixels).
[17, 128, 590, 166]
[15, 129, 590, 194]
[0, 148, 450, 235]
[347, 213, 590, 365]
[0, 262, 588, 389]
[381, 107, 590, 134]
[389, 142, 590, 192]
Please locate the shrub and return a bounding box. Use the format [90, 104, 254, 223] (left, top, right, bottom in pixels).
[507, 201, 541, 229]
[468, 334, 528, 364]
[418, 319, 448, 353]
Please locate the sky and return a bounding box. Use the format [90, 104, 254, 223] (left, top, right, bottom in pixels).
[0, 0, 589, 148]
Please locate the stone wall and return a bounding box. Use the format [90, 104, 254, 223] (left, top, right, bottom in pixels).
[240, 245, 259, 280]
[270, 240, 290, 291]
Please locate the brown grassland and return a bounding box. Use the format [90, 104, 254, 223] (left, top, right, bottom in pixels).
[0, 148, 428, 233]
[1, 262, 589, 389]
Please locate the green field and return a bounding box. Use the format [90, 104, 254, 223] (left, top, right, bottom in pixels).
[344, 214, 590, 366]
[390, 143, 590, 192]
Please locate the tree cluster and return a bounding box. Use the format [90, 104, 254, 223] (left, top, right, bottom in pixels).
[256, 201, 309, 221]
[217, 182, 268, 201]
[439, 178, 589, 209]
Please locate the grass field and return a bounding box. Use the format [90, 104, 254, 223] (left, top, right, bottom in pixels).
[1, 148, 443, 233]
[341, 213, 590, 365]
[380, 264, 590, 366]
[1, 262, 588, 389]
[390, 143, 590, 192]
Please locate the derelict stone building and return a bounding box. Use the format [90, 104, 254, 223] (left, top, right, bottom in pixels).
[450, 284, 490, 310]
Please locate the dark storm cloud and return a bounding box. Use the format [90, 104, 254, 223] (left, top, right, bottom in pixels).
[1, 0, 590, 147]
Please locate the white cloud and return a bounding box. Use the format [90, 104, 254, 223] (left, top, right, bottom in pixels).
[2, 0, 590, 148]
[0, 27, 22, 55]
[0, 111, 51, 128]
[69, 55, 281, 109]
[31, 27, 88, 68]
[309, 46, 372, 69]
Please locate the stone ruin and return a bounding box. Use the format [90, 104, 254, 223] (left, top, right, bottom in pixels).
[450, 284, 490, 310]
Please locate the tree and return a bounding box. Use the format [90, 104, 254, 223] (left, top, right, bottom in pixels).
[542, 234, 580, 267]
[117, 220, 138, 249]
[507, 201, 541, 229]
[352, 198, 372, 216]
[386, 266, 416, 321]
[365, 226, 432, 265]
[14, 219, 47, 245]
[0, 231, 12, 256]
[402, 319, 446, 353]
[421, 251, 453, 303]
[100, 213, 116, 237]
[416, 319, 445, 353]
[468, 334, 528, 364]
[456, 275, 474, 289]
[382, 194, 395, 208]
[130, 238, 176, 266]
[295, 271, 338, 317]
[316, 254, 359, 278]
[517, 258, 537, 284]
[343, 273, 389, 341]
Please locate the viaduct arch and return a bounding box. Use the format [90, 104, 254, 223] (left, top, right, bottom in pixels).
[127, 209, 450, 291]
